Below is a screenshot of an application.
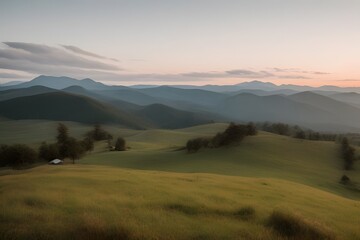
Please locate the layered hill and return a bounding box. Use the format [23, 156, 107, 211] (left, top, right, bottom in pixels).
[329, 92, 360, 108]
[289, 91, 360, 127]
[0, 90, 214, 129]
[0, 92, 144, 128]
[136, 104, 211, 129]
[0, 86, 57, 102]
[3, 76, 360, 131]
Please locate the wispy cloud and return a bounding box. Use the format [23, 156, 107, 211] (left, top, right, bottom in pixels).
[226, 69, 274, 78]
[1, 42, 120, 70]
[0, 42, 125, 82]
[272, 67, 330, 75]
[336, 79, 360, 82]
[277, 75, 310, 79]
[0, 42, 332, 84]
[182, 69, 274, 79]
[62, 45, 119, 62]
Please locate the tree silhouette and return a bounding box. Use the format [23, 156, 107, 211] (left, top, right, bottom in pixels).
[115, 137, 126, 151]
[341, 138, 355, 170]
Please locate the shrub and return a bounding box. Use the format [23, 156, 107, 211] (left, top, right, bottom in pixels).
[267, 210, 334, 239]
[186, 122, 257, 152]
[186, 137, 209, 153]
[115, 137, 126, 151]
[246, 122, 257, 136]
[340, 175, 350, 184]
[0, 144, 37, 168]
[86, 124, 113, 141]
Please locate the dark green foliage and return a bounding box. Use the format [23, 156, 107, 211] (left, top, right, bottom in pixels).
[115, 137, 126, 151]
[341, 138, 356, 170]
[246, 122, 257, 136]
[308, 131, 321, 140]
[295, 130, 306, 139]
[81, 136, 94, 152]
[66, 137, 85, 164]
[340, 175, 350, 184]
[270, 123, 290, 135]
[234, 206, 255, 220]
[86, 124, 113, 141]
[38, 142, 60, 161]
[259, 122, 338, 142]
[57, 123, 69, 145]
[57, 123, 70, 159]
[56, 123, 86, 163]
[186, 122, 257, 153]
[186, 138, 210, 153]
[0, 144, 37, 168]
[267, 210, 334, 239]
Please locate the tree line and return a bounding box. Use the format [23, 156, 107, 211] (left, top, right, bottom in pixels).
[186, 122, 257, 153]
[0, 123, 127, 168]
[258, 122, 339, 142]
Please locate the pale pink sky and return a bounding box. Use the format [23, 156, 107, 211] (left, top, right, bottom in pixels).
[0, 0, 360, 86]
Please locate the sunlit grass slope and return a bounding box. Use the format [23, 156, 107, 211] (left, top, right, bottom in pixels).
[1, 120, 359, 199]
[1, 165, 359, 239]
[82, 126, 360, 199]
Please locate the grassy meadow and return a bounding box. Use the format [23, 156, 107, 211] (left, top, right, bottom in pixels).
[1, 120, 360, 239]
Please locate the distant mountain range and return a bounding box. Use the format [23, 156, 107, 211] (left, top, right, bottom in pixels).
[3, 76, 360, 93]
[132, 80, 360, 93]
[1, 75, 360, 132]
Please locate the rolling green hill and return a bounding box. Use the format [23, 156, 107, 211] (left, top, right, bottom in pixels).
[1, 122, 359, 239]
[0, 92, 144, 128]
[81, 125, 360, 200]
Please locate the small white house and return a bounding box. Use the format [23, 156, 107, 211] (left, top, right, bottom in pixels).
[49, 159, 63, 165]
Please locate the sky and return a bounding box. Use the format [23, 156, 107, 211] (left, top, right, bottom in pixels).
[0, 0, 360, 86]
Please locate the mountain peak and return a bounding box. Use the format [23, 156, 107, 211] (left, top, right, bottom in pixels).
[8, 75, 111, 90]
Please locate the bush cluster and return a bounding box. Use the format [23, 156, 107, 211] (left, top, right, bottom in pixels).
[186, 122, 257, 153]
[85, 124, 113, 141]
[0, 144, 37, 168]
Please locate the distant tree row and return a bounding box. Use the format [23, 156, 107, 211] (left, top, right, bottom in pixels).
[0, 123, 127, 168]
[186, 122, 257, 153]
[0, 144, 37, 168]
[258, 122, 338, 142]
